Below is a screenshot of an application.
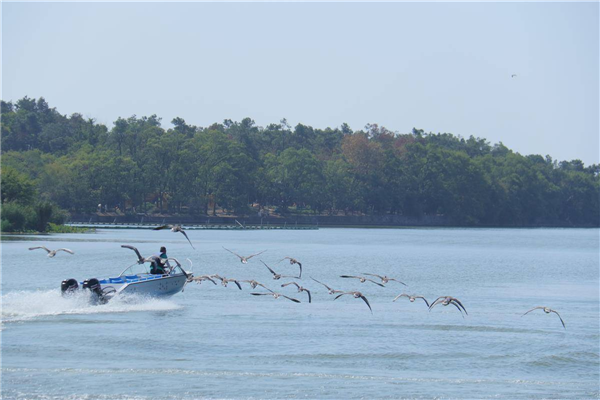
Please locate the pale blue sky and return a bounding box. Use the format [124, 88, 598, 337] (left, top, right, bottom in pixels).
[2, 2, 598, 165]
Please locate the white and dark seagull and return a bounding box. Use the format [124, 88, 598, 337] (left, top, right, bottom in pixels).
[262, 260, 299, 280]
[363, 273, 407, 286]
[153, 224, 195, 249]
[522, 307, 566, 329]
[281, 281, 311, 303]
[334, 291, 373, 314]
[340, 275, 385, 287]
[223, 247, 266, 264]
[310, 277, 343, 295]
[393, 293, 430, 307]
[29, 246, 74, 257]
[278, 257, 302, 278]
[429, 296, 468, 316]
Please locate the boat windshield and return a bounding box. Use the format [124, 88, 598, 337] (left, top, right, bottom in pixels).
[119, 262, 187, 277]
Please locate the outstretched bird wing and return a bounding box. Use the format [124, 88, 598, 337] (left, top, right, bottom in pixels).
[359, 294, 373, 314]
[392, 293, 408, 302]
[311, 277, 332, 291]
[334, 292, 351, 300]
[282, 294, 301, 303]
[246, 250, 266, 260]
[428, 297, 446, 311]
[229, 279, 242, 290]
[389, 278, 408, 286]
[550, 310, 566, 329]
[281, 282, 300, 288]
[366, 278, 385, 287]
[261, 260, 277, 276]
[522, 306, 545, 317]
[304, 289, 312, 303]
[56, 248, 75, 254]
[153, 225, 172, 231]
[177, 229, 195, 250]
[450, 298, 468, 315]
[29, 246, 51, 253]
[363, 273, 384, 280]
[121, 245, 145, 263]
[223, 247, 243, 260]
[449, 301, 465, 318]
[416, 296, 430, 307]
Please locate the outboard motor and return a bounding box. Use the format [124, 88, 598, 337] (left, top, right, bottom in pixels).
[61, 278, 79, 296]
[83, 278, 109, 305]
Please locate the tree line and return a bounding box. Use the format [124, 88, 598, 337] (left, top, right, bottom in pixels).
[1, 96, 598, 227]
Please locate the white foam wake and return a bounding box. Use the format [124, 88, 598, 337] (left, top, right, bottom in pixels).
[1, 289, 182, 323]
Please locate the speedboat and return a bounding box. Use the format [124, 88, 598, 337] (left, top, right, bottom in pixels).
[60, 258, 193, 304]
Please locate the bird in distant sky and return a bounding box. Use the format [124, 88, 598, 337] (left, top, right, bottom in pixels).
[511, 74, 517, 78]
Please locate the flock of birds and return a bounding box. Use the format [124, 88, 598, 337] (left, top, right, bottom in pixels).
[28, 222, 566, 329]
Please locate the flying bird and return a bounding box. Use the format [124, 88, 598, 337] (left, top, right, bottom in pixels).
[340, 275, 385, 287]
[334, 291, 373, 314]
[250, 288, 301, 303]
[393, 293, 430, 307]
[121, 245, 146, 263]
[363, 273, 407, 286]
[29, 246, 74, 258]
[239, 279, 270, 290]
[223, 247, 266, 264]
[211, 275, 243, 290]
[511, 74, 517, 78]
[281, 281, 311, 303]
[262, 260, 299, 280]
[278, 257, 302, 278]
[188, 275, 217, 285]
[153, 224, 195, 249]
[522, 307, 566, 329]
[429, 296, 468, 316]
[310, 277, 343, 295]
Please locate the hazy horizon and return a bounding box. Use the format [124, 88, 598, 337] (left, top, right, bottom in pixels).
[2, 2, 598, 165]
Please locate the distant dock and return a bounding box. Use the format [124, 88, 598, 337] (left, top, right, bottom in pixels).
[65, 222, 318, 230]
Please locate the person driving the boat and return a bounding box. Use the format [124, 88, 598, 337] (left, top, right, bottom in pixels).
[149, 246, 171, 275]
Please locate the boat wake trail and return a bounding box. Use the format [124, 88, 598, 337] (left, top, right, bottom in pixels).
[1, 289, 182, 324]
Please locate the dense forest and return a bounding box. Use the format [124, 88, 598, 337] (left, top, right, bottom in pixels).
[1, 96, 598, 229]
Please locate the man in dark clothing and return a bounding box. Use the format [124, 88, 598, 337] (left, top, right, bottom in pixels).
[149, 246, 170, 275]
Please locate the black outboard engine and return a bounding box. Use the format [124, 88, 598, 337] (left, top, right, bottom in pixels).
[61, 278, 79, 296]
[83, 278, 109, 305]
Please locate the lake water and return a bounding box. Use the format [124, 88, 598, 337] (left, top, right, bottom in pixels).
[1, 228, 599, 399]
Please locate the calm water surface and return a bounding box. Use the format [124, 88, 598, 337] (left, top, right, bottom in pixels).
[1, 228, 599, 399]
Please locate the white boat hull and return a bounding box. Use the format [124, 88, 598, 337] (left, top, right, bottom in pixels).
[117, 274, 188, 296]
